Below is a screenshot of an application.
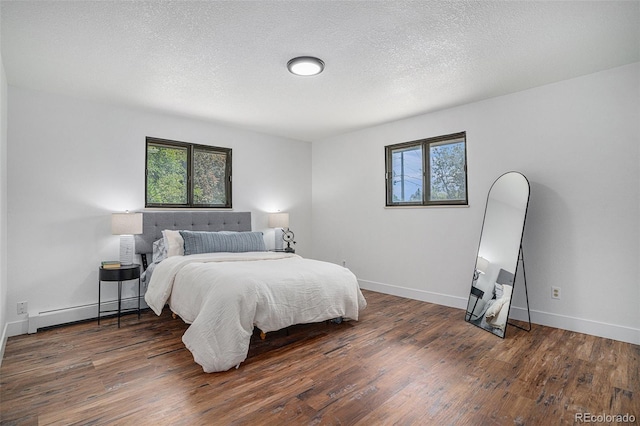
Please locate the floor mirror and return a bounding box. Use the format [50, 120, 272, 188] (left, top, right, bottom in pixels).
[465, 171, 530, 338]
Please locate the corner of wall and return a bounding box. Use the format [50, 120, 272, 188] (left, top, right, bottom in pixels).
[0, 31, 9, 365]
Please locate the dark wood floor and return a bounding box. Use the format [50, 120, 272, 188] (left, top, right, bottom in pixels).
[1, 290, 638, 425]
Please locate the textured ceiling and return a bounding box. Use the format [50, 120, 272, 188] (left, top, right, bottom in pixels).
[1, 1, 638, 142]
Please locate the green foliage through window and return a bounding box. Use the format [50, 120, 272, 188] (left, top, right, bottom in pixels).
[193, 148, 228, 205]
[146, 137, 232, 208]
[385, 132, 467, 206]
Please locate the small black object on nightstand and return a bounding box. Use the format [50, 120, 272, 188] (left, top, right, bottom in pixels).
[98, 264, 141, 328]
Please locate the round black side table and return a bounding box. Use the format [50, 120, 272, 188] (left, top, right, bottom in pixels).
[98, 264, 141, 328]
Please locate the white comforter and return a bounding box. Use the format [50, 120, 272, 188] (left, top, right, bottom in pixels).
[145, 252, 367, 373]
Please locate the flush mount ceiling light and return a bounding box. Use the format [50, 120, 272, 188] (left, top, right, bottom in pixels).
[287, 56, 325, 76]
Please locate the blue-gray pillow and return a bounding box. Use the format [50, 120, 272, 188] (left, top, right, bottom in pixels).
[179, 231, 266, 255]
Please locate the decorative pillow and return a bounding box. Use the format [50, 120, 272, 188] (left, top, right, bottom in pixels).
[162, 229, 184, 257]
[152, 238, 167, 263]
[494, 283, 504, 299]
[180, 230, 266, 255]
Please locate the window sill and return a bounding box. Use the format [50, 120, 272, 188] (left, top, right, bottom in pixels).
[384, 204, 470, 209]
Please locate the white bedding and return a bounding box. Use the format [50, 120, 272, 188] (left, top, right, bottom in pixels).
[484, 284, 513, 331]
[145, 251, 367, 372]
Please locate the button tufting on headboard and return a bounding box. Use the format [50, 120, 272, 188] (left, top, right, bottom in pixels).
[134, 211, 252, 255]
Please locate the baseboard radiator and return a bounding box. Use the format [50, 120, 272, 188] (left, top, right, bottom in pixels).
[28, 297, 148, 333]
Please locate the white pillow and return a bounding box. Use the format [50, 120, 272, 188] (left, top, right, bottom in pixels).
[162, 229, 184, 257]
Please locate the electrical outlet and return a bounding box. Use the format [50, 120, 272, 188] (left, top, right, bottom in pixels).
[17, 301, 28, 315]
[551, 286, 561, 300]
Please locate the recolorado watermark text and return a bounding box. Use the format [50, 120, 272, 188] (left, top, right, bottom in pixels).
[575, 412, 636, 423]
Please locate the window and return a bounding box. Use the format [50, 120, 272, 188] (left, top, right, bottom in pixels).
[385, 132, 467, 206]
[145, 137, 232, 208]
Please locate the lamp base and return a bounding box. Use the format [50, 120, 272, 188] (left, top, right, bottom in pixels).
[274, 228, 284, 250]
[119, 234, 135, 265]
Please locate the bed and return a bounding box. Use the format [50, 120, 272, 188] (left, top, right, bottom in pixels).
[135, 211, 367, 373]
[468, 268, 514, 333]
[483, 283, 512, 331]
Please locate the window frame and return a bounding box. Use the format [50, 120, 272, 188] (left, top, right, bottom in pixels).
[385, 131, 468, 207]
[145, 137, 232, 209]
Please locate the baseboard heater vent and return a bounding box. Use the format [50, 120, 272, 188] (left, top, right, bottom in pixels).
[28, 297, 147, 333]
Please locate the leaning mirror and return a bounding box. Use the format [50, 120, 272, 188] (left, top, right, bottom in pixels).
[465, 171, 530, 338]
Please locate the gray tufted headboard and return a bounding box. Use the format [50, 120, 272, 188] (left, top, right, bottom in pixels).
[134, 211, 252, 266]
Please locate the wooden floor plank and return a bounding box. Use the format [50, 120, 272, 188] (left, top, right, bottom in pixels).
[1, 289, 638, 425]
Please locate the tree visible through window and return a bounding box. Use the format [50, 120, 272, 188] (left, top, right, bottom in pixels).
[145, 137, 232, 208]
[385, 132, 467, 206]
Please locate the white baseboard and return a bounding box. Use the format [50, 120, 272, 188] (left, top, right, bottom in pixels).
[0, 321, 7, 367]
[511, 306, 640, 346]
[358, 279, 640, 345]
[359, 279, 469, 310]
[5, 297, 149, 338]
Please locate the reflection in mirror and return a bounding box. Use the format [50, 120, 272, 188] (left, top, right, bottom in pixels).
[465, 171, 530, 338]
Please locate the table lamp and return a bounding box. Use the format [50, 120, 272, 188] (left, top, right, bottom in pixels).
[111, 211, 143, 265]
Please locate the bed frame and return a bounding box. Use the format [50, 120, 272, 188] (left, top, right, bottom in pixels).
[134, 211, 252, 270]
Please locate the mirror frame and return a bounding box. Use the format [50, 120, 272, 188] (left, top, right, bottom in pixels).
[465, 171, 530, 338]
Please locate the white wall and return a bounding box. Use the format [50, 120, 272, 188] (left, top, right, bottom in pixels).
[0, 25, 8, 361]
[312, 63, 640, 344]
[5, 87, 311, 335]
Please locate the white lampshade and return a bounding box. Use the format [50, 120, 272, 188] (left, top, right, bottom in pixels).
[268, 212, 289, 229]
[112, 212, 143, 235]
[476, 256, 490, 274]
